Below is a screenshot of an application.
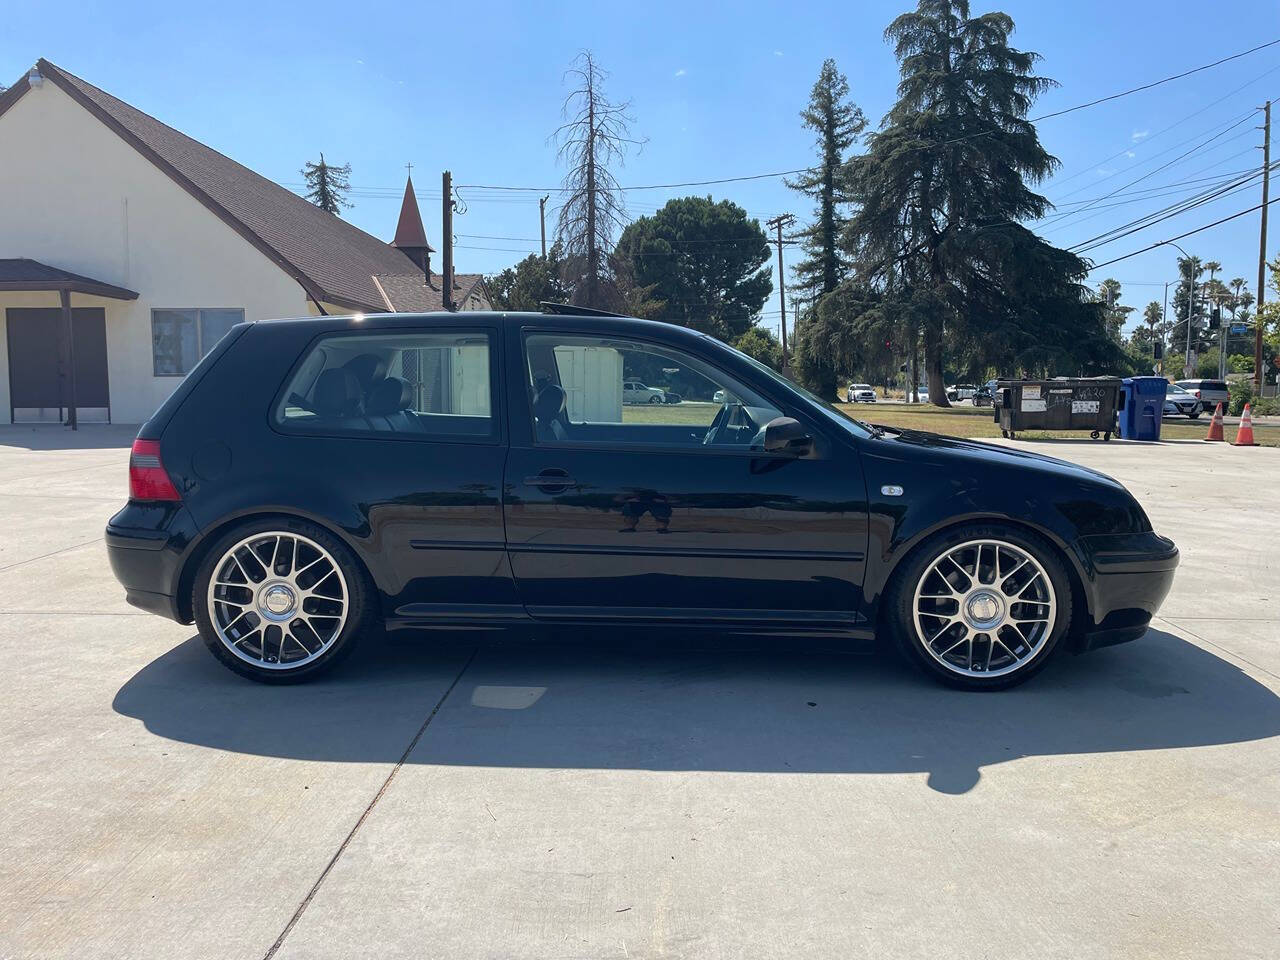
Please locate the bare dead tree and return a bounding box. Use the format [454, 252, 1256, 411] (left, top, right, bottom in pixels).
[553, 51, 643, 308]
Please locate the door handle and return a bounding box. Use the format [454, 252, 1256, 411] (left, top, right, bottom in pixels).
[522, 470, 576, 488]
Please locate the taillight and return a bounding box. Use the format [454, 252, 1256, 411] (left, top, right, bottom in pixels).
[1194, 390, 1201, 398]
[129, 438, 180, 501]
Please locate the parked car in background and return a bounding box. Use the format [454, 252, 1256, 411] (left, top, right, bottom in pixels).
[846, 383, 877, 403]
[623, 378, 665, 404]
[972, 385, 993, 407]
[662, 391, 683, 405]
[947, 384, 978, 402]
[1174, 379, 1228, 414]
[1163, 383, 1202, 419]
[105, 307, 1178, 690]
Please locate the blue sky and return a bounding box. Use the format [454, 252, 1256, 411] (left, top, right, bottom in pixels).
[4, 0, 1277, 336]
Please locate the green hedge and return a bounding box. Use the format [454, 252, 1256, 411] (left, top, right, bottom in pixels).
[1228, 380, 1280, 416]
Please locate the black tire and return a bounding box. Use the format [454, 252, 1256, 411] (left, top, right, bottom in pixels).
[649, 395, 661, 404]
[1188, 411, 1200, 420]
[884, 523, 1074, 691]
[192, 516, 374, 684]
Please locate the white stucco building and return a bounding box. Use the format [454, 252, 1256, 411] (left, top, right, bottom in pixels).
[0, 59, 488, 425]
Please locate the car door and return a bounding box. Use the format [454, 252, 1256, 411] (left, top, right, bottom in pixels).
[267, 322, 521, 623]
[501, 323, 870, 627]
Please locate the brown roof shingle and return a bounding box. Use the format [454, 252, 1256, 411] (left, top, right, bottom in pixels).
[373, 273, 487, 312]
[13, 60, 452, 313]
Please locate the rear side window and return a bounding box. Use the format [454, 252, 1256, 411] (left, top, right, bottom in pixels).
[274, 330, 495, 439]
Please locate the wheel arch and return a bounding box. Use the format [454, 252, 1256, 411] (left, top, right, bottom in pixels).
[174, 509, 378, 624]
[874, 514, 1091, 645]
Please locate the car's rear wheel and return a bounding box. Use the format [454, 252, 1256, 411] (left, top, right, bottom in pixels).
[888, 524, 1072, 690]
[193, 518, 372, 683]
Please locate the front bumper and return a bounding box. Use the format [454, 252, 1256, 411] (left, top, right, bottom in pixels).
[105, 501, 201, 623]
[1075, 532, 1179, 651]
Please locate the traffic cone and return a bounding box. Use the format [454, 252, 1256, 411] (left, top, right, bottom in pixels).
[1204, 402, 1225, 442]
[1233, 403, 1258, 447]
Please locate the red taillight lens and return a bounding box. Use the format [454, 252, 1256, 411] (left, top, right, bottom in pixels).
[129, 439, 180, 501]
[1194, 390, 1201, 398]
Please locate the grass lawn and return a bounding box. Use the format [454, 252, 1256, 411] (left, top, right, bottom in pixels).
[836, 402, 1280, 447]
[621, 398, 1278, 446]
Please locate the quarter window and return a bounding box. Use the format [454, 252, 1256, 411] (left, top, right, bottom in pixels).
[152, 308, 244, 376]
[275, 331, 495, 439]
[524, 332, 782, 449]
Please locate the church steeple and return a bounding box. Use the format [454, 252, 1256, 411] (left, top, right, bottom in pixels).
[391, 172, 434, 277]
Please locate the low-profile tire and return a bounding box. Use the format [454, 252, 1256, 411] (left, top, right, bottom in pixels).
[886, 523, 1073, 691]
[192, 517, 374, 683]
[1188, 411, 1200, 420]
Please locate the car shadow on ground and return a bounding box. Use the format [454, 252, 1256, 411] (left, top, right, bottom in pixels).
[0, 424, 136, 451]
[113, 628, 1280, 794]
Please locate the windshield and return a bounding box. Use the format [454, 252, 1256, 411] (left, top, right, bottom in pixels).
[1167, 384, 1188, 395]
[715, 338, 876, 439]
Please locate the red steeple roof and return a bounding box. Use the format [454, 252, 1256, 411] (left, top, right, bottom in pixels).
[392, 175, 434, 252]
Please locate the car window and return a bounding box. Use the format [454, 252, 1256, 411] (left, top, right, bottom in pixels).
[275, 330, 495, 439]
[524, 332, 782, 449]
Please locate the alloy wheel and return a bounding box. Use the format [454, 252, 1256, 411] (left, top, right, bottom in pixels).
[911, 538, 1057, 678]
[206, 531, 349, 670]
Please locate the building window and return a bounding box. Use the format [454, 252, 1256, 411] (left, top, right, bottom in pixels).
[152, 308, 244, 376]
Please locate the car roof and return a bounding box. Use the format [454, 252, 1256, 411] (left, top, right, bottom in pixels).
[256, 309, 717, 344]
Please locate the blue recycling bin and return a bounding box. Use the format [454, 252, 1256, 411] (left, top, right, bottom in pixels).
[1119, 377, 1168, 440]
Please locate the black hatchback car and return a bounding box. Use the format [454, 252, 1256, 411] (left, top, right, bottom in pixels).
[107, 310, 1178, 690]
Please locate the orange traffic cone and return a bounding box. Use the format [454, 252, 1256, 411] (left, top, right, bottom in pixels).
[1204, 402, 1225, 442]
[1233, 403, 1258, 446]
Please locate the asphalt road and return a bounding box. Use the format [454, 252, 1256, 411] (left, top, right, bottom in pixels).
[2, 425, 1277, 959]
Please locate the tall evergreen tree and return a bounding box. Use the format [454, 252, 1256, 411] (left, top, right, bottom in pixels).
[840, 0, 1109, 404]
[301, 153, 352, 214]
[787, 59, 865, 299]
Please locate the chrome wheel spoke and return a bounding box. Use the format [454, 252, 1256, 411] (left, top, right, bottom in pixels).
[208, 531, 349, 671]
[913, 538, 1057, 679]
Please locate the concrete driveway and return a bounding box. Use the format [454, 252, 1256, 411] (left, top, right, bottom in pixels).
[2, 425, 1278, 960]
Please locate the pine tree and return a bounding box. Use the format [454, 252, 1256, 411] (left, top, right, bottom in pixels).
[841, 0, 1108, 403]
[301, 153, 352, 215]
[787, 60, 865, 300]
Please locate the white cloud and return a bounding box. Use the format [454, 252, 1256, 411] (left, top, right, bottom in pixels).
[1125, 150, 1136, 158]
[674, 68, 686, 77]
[1097, 166, 1117, 176]
[774, 50, 784, 57]
[1131, 129, 1149, 143]
[355, 58, 364, 64]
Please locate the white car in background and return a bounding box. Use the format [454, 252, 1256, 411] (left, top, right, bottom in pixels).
[622, 379, 665, 404]
[846, 383, 877, 403]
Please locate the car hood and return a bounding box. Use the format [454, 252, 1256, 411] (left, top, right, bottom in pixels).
[870, 427, 1125, 489]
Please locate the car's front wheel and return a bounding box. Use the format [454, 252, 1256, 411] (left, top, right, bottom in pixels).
[192, 518, 372, 683]
[889, 524, 1072, 690]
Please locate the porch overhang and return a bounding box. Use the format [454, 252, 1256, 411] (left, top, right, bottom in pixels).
[0, 258, 139, 300]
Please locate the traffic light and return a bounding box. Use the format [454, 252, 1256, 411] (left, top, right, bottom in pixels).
[1209, 306, 1221, 331]
[1153, 341, 1164, 360]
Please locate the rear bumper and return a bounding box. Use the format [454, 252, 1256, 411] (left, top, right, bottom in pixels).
[105, 501, 201, 623]
[1076, 532, 1179, 651]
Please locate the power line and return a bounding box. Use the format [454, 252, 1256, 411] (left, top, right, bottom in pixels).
[1071, 164, 1276, 253]
[1034, 38, 1280, 123]
[1086, 196, 1280, 269]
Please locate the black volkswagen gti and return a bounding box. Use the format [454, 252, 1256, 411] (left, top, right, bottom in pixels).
[106, 309, 1179, 690]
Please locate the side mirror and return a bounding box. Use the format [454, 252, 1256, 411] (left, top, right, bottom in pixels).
[762, 416, 813, 456]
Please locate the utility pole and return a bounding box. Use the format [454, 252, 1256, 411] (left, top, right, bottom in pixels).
[539, 195, 549, 259]
[766, 214, 795, 369]
[441, 170, 455, 311]
[1256, 100, 1270, 393]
